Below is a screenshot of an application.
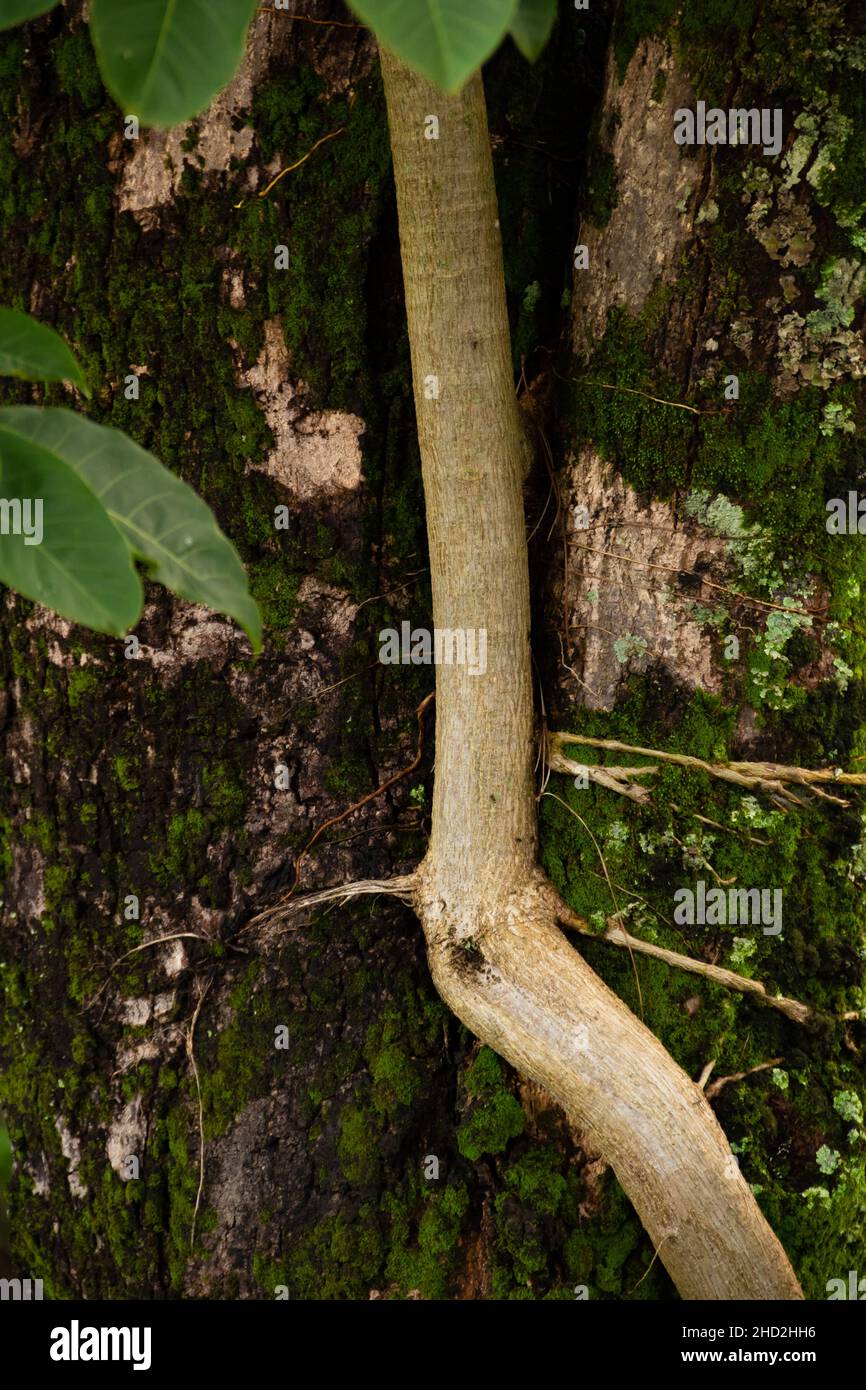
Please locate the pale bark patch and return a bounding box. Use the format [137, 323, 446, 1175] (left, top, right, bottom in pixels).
[140, 604, 241, 675]
[106, 1094, 146, 1178]
[563, 448, 727, 709]
[117, 22, 273, 222]
[571, 39, 700, 356]
[241, 319, 365, 500]
[56, 1117, 87, 1198]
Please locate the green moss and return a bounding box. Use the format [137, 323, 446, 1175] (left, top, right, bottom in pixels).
[337, 1102, 381, 1186]
[585, 151, 619, 229]
[257, 1206, 384, 1300]
[149, 809, 208, 888]
[613, 0, 679, 78]
[198, 963, 278, 1140]
[457, 1047, 525, 1160]
[504, 1148, 569, 1215]
[201, 761, 246, 828]
[384, 1181, 470, 1299]
[112, 755, 139, 793]
[66, 667, 100, 711]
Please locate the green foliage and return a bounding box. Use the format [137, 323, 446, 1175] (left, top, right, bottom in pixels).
[508, 0, 557, 63]
[0, 413, 140, 632]
[0, 308, 89, 394]
[0, 407, 262, 647]
[89, 0, 258, 127]
[0, 0, 57, 29]
[347, 0, 516, 92]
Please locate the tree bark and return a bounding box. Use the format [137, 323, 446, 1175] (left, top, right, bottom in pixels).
[380, 51, 802, 1301]
[5, 0, 861, 1302]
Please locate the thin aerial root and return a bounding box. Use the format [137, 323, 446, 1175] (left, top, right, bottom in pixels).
[187, 975, 213, 1253]
[546, 741, 656, 802]
[262, 691, 433, 913]
[243, 874, 418, 935]
[703, 1058, 784, 1101]
[555, 899, 814, 1026]
[548, 729, 861, 807]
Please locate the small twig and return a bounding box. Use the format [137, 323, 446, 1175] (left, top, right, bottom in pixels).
[256, 8, 362, 26]
[558, 632, 602, 704]
[672, 804, 770, 847]
[703, 1057, 783, 1101]
[233, 126, 345, 208]
[569, 540, 865, 646]
[84, 933, 216, 1013]
[355, 567, 427, 610]
[569, 541, 840, 631]
[628, 1235, 671, 1292]
[566, 376, 704, 415]
[110, 933, 212, 969]
[187, 975, 214, 1252]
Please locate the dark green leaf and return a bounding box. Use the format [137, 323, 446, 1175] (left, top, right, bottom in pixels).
[90, 0, 259, 127]
[0, 1, 58, 31]
[0, 309, 89, 396]
[0, 414, 141, 634]
[347, 0, 517, 91]
[509, 0, 556, 61]
[0, 407, 262, 650]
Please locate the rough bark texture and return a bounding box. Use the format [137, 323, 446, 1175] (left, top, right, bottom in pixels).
[542, 0, 866, 1304]
[1, 0, 863, 1302]
[0, 0, 653, 1303]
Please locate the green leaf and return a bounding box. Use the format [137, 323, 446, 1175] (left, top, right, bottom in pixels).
[0, 0, 58, 31]
[0, 414, 142, 635]
[0, 407, 262, 650]
[508, 0, 556, 61]
[347, 0, 517, 91]
[0, 309, 89, 396]
[89, 0, 259, 127]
